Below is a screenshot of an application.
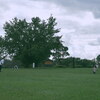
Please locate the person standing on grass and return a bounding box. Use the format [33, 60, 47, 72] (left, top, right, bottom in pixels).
[0, 59, 3, 72]
[14, 65, 18, 69]
[93, 65, 97, 74]
[0, 56, 6, 72]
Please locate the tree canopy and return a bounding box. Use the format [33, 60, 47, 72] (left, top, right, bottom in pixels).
[2, 16, 69, 67]
[96, 55, 100, 67]
[0, 36, 7, 60]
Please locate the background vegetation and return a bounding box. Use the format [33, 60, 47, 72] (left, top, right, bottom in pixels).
[0, 16, 100, 68]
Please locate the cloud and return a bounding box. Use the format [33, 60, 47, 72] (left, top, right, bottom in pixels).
[0, 0, 100, 59]
[34, 0, 100, 18]
[89, 37, 100, 46]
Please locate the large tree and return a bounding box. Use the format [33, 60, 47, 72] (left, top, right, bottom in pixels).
[3, 16, 69, 67]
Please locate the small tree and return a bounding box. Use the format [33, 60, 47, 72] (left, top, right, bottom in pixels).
[96, 55, 100, 67]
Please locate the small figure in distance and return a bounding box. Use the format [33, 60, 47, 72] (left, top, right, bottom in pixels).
[93, 65, 97, 74]
[0, 55, 7, 72]
[14, 65, 18, 69]
[0, 62, 2, 72]
[0, 59, 4, 72]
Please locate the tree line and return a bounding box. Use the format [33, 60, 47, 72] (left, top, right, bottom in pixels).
[0, 15, 100, 68]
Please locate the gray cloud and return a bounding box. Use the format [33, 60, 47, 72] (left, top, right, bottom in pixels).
[33, 0, 100, 18]
[0, 0, 100, 59]
[89, 37, 100, 46]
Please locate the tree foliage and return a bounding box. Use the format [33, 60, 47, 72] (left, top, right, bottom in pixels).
[0, 36, 7, 59]
[96, 55, 100, 67]
[3, 16, 69, 67]
[59, 57, 94, 68]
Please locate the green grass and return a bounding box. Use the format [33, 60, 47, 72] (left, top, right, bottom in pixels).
[0, 68, 100, 100]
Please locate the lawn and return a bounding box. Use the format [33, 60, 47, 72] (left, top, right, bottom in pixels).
[0, 68, 100, 100]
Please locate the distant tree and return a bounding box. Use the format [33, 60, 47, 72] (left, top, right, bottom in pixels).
[3, 16, 69, 67]
[58, 57, 94, 68]
[80, 59, 93, 68]
[96, 55, 100, 67]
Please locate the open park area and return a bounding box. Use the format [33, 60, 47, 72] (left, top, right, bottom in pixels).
[0, 68, 100, 100]
[0, 1, 100, 100]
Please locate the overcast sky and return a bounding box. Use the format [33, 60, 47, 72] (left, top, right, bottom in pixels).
[0, 0, 100, 59]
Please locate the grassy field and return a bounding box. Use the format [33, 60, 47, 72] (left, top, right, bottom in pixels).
[0, 68, 100, 100]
